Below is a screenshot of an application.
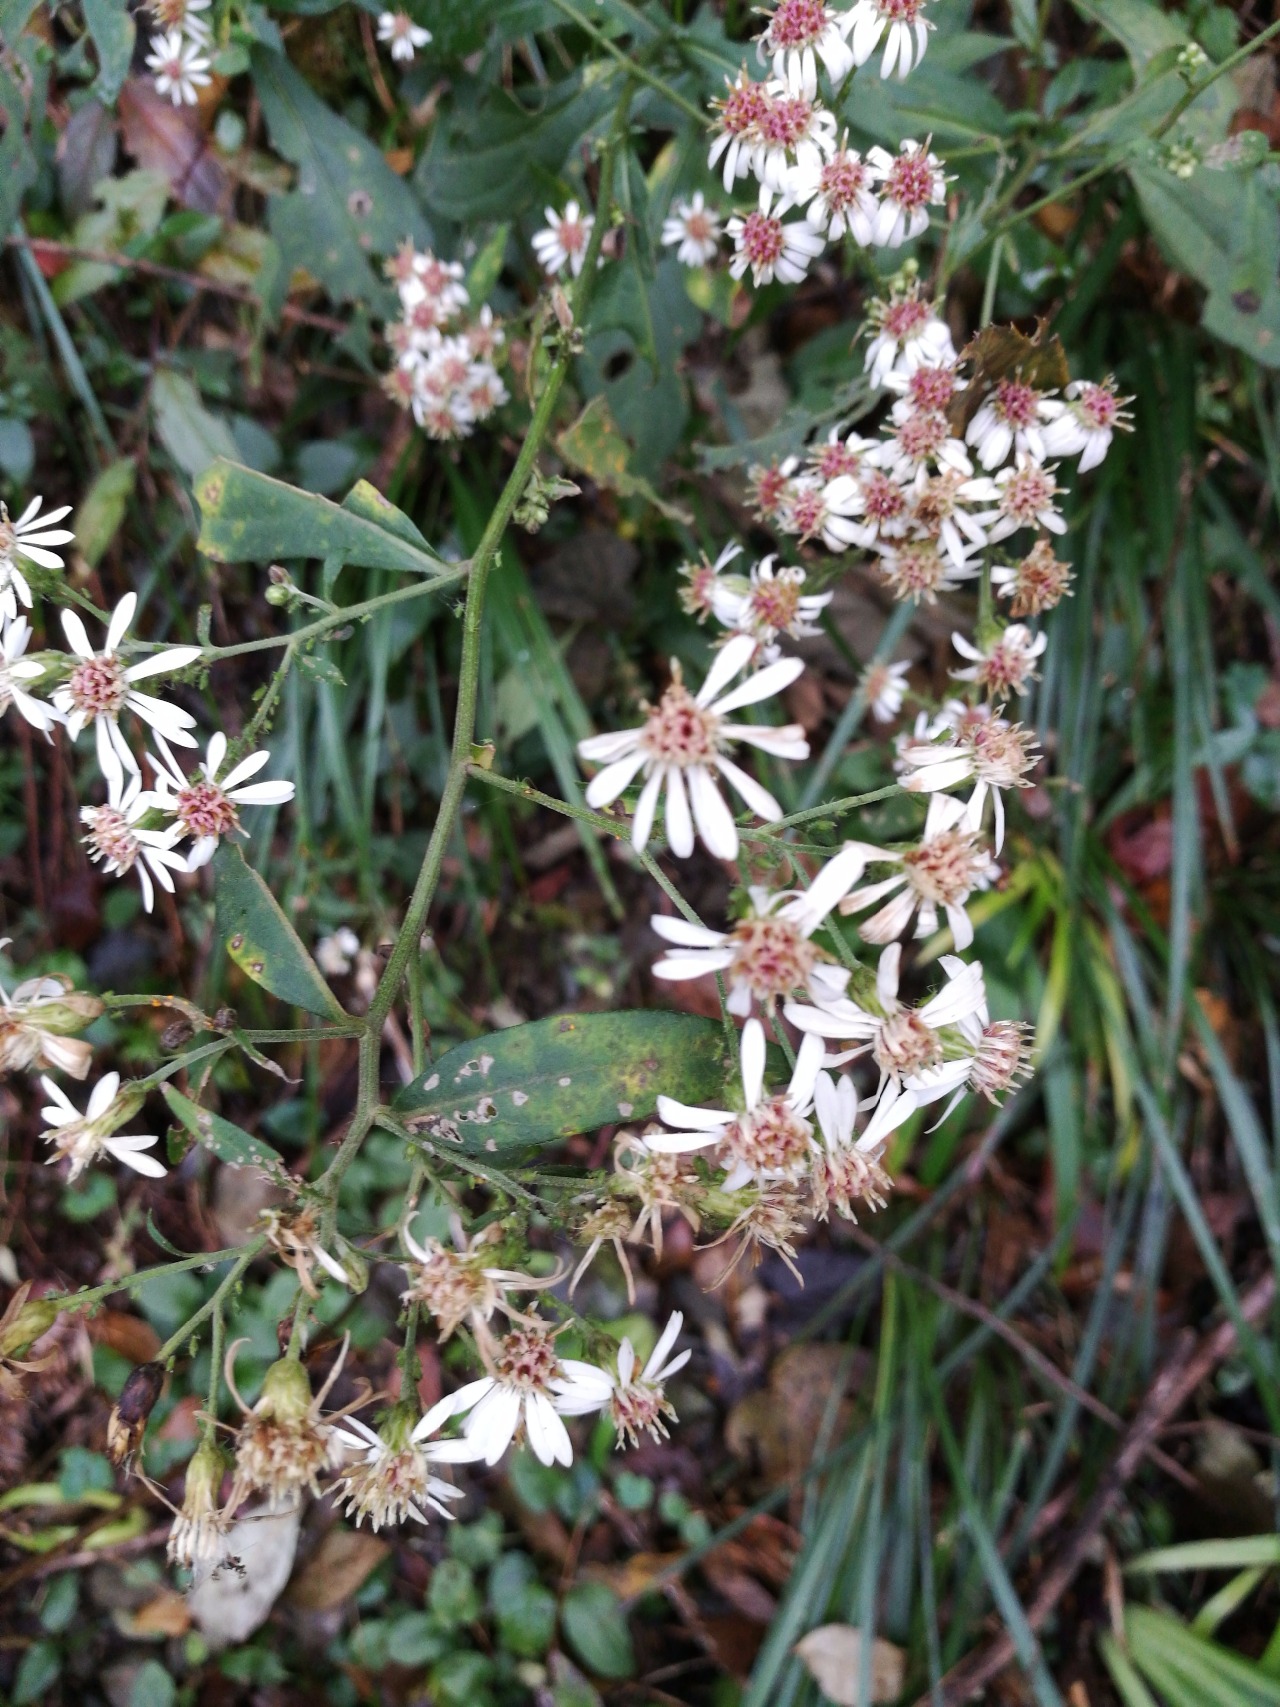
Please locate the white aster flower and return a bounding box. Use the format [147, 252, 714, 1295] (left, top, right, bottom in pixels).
[402, 1217, 563, 1342]
[578, 632, 809, 861]
[81, 768, 189, 915]
[789, 137, 880, 242]
[417, 1322, 577, 1468]
[964, 376, 1058, 470]
[847, 0, 933, 78]
[898, 716, 1041, 852]
[750, 81, 838, 192]
[985, 453, 1069, 540]
[330, 1405, 479, 1530]
[757, 0, 855, 97]
[727, 185, 826, 287]
[785, 940, 986, 1093]
[662, 192, 722, 267]
[40, 1071, 166, 1181]
[862, 658, 911, 724]
[145, 730, 294, 868]
[377, 10, 431, 62]
[838, 793, 998, 952]
[807, 428, 878, 483]
[866, 139, 948, 247]
[146, 29, 211, 105]
[709, 67, 773, 191]
[53, 593, 199, 789]
[822, 464, 912, 551]
[810, 1068, 915, 1219]
[908, 979, 1033, 1121]
[532, 201, 595, 278]
[316, 927, 360, 978]
[875, 535, 981, 604]
[0, 617, 58, 736]
[652, 1016, 826, 1191]
[651, 843, 869, 1014]
[1040, 378, 1132, 472]
[899, 463, 996, 568]
[950, 624, 1048, 702]
[0, 495, 74, 620]
[553, 1312, 692, 1447]
[865, 290, 954, 388]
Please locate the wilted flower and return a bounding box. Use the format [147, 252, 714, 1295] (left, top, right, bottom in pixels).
[0, 1283, 58, 1398]
[146, 731, 295, 867]
[532, 202, 595, 278]
[401, 1218, 561, 1341]
[146, 29, 211, 105]
[81, 768, 190, 915]
[611, 1132, 703, 1262]
[661, 192, 722, 266]
[260, 1206, 355, 1300]
[227, 1347, 352, 1512]
[0, 495, 74, 620]
[810, 1070, 899, 1220]
[0, 950, 102, 1079]
[167, 1437, 233, 1567]
[578, 632, 809, 861]
[650, 844, 869, 1014]
[899, 715, 1041, 851]
[107, 1361, 165, 1467]
[990, 538, 1074, 617]
[39, 1071, 166, 1180]
[52, 593, 200, 791]
[377, 10, 431, 62]
[552, 1313, 691, 1447]
[330, 1402, 480, 1529]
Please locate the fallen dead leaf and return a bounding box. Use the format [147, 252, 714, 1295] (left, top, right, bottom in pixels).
[88, 1312, 161, 1365]
[189, 1501, 302, 1648]
[124, 1588, 192, 1638]
[286, 1525, 390, 1612]
[794, 1624, 905, 1705]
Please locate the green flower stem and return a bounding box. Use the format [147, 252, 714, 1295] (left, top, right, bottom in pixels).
[311, 86, 638, 1241]
[544, 0, 709, 127]
[193, 567, 468, 662]
[157, 1238, 264, 1367]
[46, 1243, 254, 1315]
[1152, 18, 1280, 140]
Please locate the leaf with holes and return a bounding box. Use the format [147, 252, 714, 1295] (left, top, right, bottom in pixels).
[213, 844, 347, 1021]
[163, 1085, 286, 1173]
[195, 459, 448, 576]
[393, 1010, 730, 1157]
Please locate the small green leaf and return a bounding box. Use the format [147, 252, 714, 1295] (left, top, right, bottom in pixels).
[497, 1579, 558, 1658]
[393, 1010, 730, 1156]
[13, 1639, 61, 1705]
[561, 1582, 635, 1680]
[213, 843, 347, 1021]
[195, 458, 449, 577]
[152, 371, 240, 481]
[162, 1086, 287, 1174]
[466, 223, 509, 303]
[73, 458, 136, 568]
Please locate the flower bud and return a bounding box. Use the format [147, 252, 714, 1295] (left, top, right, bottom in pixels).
[107, 1360, 165, 1466]
[256, 1356, 314, 1426]
[0, 1295, 57, 1360]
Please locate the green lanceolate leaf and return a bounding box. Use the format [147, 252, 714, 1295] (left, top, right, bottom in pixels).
[393, 1010, 731, 1156]
[194, 459, 449, 576]
[162, 1085, 287, 1174]
[213, 844, 347, 1021]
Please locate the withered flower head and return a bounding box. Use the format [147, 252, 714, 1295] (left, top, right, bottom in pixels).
[107, 1360, 165, 1468]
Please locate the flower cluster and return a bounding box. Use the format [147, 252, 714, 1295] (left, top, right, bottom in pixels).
[382, 241, 509, 441]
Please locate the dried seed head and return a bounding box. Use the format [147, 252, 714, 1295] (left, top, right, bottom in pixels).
[108, 1360, 165, 1467]
[168, 1437, 232, 1567]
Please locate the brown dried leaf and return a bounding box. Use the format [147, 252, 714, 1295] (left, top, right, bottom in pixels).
[87, 1311, 161, 1365]
[125, 1588, 192, 1638]
[117, 77, 229, 212]
[285, 1526, 390, 1612]
[794, 1624, 905, 1705]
